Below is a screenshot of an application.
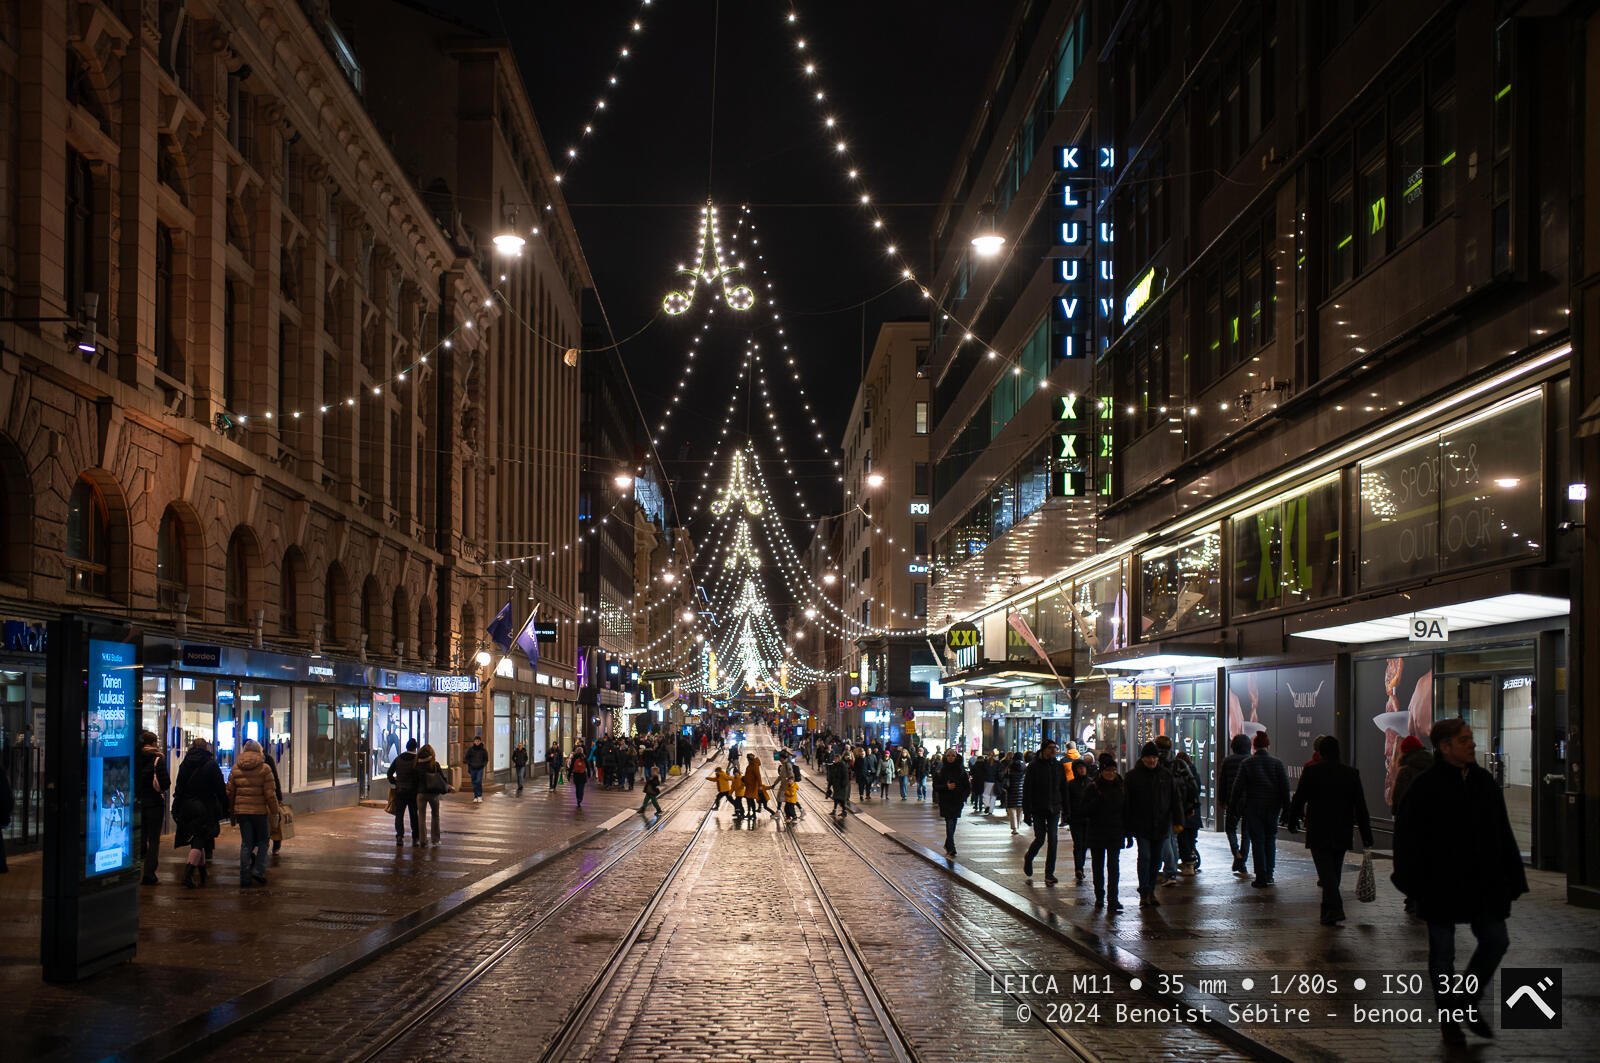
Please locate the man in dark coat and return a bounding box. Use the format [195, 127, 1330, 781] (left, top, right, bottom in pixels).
[1393, 719, 1527, 1045]
[1021, 739, 1068, 884]
[1288, 737, 1373, 925]
[967, 752, 988, 813]
[463, 735, 489, 802]
[1081, 753, 1129, 910]
[1066, 759, 1094, 884]
[1230, 731, 1291, 887]
[1124, 741, 1182, 907]
[1218, 733, 1253, 874]
[387, 738, 421, 844]
[932, 748, 970, 857]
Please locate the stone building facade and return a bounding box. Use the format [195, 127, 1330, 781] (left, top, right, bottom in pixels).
[0, 0, 582, 827]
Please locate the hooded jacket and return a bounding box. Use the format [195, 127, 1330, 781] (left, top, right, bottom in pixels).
[742, 758, 764, 798]
[1218, 733, 1252, 810]
[464, 742, 489, 771]
[226, 748, 281, 817]
[388, 750, 420, 792]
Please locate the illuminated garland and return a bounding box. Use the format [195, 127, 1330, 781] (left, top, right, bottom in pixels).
[663, 201, 756, 315]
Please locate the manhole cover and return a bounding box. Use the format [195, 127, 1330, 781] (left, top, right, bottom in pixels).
[298, 910, 385, 932]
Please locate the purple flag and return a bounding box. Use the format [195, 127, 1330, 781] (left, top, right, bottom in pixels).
[513, 604, 540, 670]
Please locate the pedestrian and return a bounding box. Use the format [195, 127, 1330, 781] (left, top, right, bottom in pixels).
[1125, 741, 1182, 907]
[968, 751, 989, 814]
[827, 755, 851, 817]
[1004, 751, 1027, 834]
[742, 753, 766, 819]
[1230, 731, 1291, 887]
[1066, 758, 1093, 884]
[708, 765, 736, 811]
[854, 749, 872, 802]
[932, 748, 970, 857]
[172, 737, 226, 888]
[415, 743, 446, 846]
[730, 763, 748, 818]
[782, 777, 801, 824]
[512, 743, 529, 793]
[1173, 750, 1203, 874]
[600, 741, 619, 790]
[893, 746, 909, 800]
[225, 739, 280, 888]
[261, 745, 285, 858]
[876, 752, 892, 800]
[546, 744, 563, 789]
[136, 730, 169, 885]
[638, 773, 663, 821]
[619, 742, 638, 790]
[387, 738, 421, 845]
[568, 746, 589, 807]
[1392, 719, 1526, 1045]
[1153, 735, 1187, 883]
[911, 747, 929, 800]
[1218, 733, 1253, 875]
[1021, 739, 1067, 885]
[464, 735, 489, 803]
[1082, 753, 1128, 911]
[1390, 734, 1432, 815]
[655, 739, 672, 782]
[1287, 737, 1373, 926]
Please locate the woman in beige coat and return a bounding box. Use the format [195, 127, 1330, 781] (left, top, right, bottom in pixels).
[226, 740, 280, 888]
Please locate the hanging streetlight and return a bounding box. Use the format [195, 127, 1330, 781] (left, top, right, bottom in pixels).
[970, 200, 1006, 257]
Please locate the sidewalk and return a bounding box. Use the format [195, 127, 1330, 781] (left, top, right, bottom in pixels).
[829, 782, 1595, 1063]
[0, 758, 710, 1062]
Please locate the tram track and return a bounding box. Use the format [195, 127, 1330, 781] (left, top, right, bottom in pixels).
[794, 747, 1286, 1063]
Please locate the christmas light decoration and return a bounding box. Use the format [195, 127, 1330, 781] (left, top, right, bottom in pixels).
[662, 201, 755, 316]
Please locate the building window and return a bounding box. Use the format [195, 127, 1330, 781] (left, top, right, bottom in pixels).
[914, 522, 928, 557]
[913, 582, 928, 618]
[66, 477, 109, 596]
[155, 223, 177, 378]
[1192, 209, 1274, 393]
[1052, 7, 1086, 106]
[914, 462, 929, 496]
[915, 401, 928, 434]
[282, 551, 300, 636]
[64, 150, 95, 320]
[157, 508, 185, 610]
[225, 530, 251, 626]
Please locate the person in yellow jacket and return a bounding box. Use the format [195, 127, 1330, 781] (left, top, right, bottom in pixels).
[708, 767, 737, 812]
[729, 768, 748, 819]
[782, 779, 801, 825]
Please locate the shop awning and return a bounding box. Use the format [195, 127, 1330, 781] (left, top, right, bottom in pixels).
[1286, 568, 1570, 644]
[943, 661, 1063, 692]
[1091, 641, 1228, 672]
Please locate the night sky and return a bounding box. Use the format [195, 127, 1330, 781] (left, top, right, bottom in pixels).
[434, 0, 1012, 525]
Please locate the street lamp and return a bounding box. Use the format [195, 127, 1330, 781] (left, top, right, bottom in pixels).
[614, 473, 633, 489]
[970, 201, 1006, 257]
[866, 472, 885, 488]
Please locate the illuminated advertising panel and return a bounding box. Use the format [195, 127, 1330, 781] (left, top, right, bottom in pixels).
[85, 639, 136, 878]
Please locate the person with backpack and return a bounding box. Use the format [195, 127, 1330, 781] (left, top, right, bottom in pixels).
[136, 730, 169, 885]
[414, 744, 447, 845]
[568, 746, 589, 808]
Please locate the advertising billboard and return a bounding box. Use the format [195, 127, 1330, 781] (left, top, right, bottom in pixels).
[85, 639, 136, 879]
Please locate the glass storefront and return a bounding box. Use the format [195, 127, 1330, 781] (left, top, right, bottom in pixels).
[492, 692, 512, 770]
[1, 664, 45, 852]
[534, 697, 548, 763]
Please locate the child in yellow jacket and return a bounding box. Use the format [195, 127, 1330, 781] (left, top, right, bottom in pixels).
[709, 767, 736, 812]
[782, 779, 801, 823]
[729, 770, 747, 818]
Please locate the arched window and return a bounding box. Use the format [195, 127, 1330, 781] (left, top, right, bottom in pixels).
[66, 477, 109, 595]
[156, 508, 186, 609]
[224, 529, 252, 626]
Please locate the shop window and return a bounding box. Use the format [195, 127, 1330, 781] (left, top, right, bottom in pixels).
[1139, 526, 1223, 635]
[1232, 475, 1342, 616]
[65, 477, 109, 596]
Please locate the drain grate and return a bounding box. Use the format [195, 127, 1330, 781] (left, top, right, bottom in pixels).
[298, 909, 386, 932]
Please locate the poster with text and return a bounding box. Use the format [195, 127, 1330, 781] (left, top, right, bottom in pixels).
[85, 639, 136, 878]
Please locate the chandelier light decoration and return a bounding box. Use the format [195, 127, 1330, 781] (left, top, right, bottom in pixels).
[708, 450, 765, 516]
[662, 201, 756, 315]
